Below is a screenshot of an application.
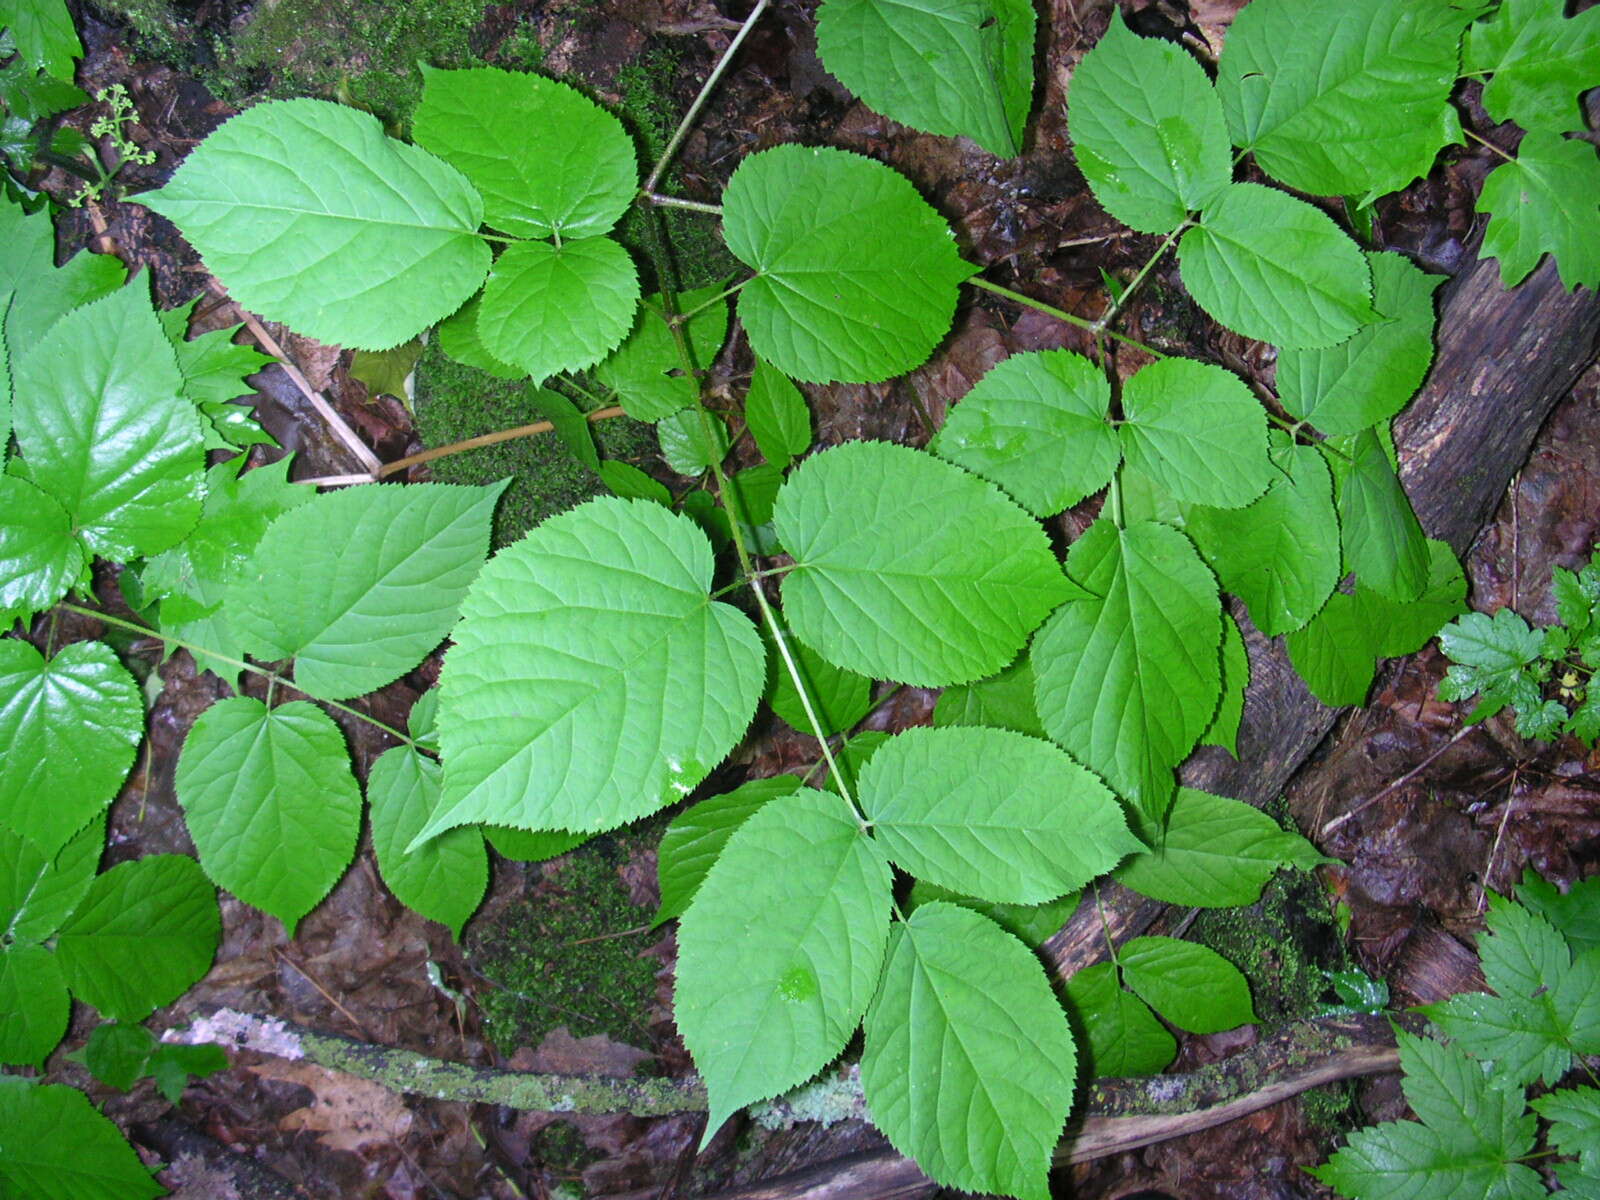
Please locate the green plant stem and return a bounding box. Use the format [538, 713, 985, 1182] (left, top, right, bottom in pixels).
[59, 602, 431, 755]
[655, 296, 864, 819]
[967, 276, 1167, 359]
[1107, 471, 1125, 529]
[710, 564, 796, 598]
[1463, 128, 1516, 163]
[641, 0, 771, 194]
[645, 191, 723, 216]
[674, 277, 752, 324]
[1097, 222, 1190, 330]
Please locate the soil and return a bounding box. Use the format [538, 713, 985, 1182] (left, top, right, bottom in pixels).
[10, 0, 1600, 1198]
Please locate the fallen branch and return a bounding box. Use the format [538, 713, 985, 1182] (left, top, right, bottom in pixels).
[169, 1008, 1400, 1186]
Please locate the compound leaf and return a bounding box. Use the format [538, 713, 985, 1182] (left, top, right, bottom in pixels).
[655, 775, 802, 925]
[1119, 936, 1255, 1033]
[1119, 357, 1273, 508]
[1278, 251, 1442, 436]
[0, 475, 83, 624]
[157, 299, 276, 410]
[861, 902, 1076, 1200]
[1033, 517, 1221, 820]
[367, 746, 487, 939]
[0, 640, 142, 857]
[1068, 8, 1230, 233]
[478, 237, 640, 382]
[140, 98, 491, 349]
[1478, 131, 1600, 294]
[1185, 435, 1340, 636]
[744, 358, 812, 470]
[1115, 787, 1324, 908]
[931, 653, 1046, 739]
[413, 66, 635, 239]
[930, 349, 1117, 518]
[0, 943, 67, 1066]
[0, 815, 104, 947]
[1329, 427, 1430, 602]
[53, 855, 220, 1022]
[677, 788, 891, 1135]
[175, 697, 361, 935]
[1178, 183, 1375, 349]
[419, 497, 765, 840]
[0, 1077, 162, 1200]
[722, 145, 974, 383]
[1531, 1086, 1600, 1176]
[1216, 0, 1466, 200]
[1061, 961, 1175, 1077]
[1518, 870, 1600, 957]
[229, 481, 505, 701]
[816, 0, 1034, 157]
[12, 285, 205, 561]
[594, 286, 730, 422]
[858, 725, 1138, 904]
[775, 441, 1069, 687]
[1465, 0, 1600, 133]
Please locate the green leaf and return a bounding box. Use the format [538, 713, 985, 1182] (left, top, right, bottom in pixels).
[1278, 252, 1442, 436]
[175, 697, 362, 934]
[1358, 538, 1467, 659]
[0, 205, 126, 351]
[1465, 0, 1600, 132]
[1185, 435, 1339, 635]
[0, 943, 68, 1066]
[815, 0, 1034, 157]
[142, 457, 315, 681]
[930, 349, 1117, 517]
[478, 237, 640, 381]
[0, 1077, 163, 1200]
[144, 1042, 228, 1103]
[1067, 8, 1230, 233]
[140, 98, 492, 349]
[676, 788, 891, 1134]
[722, 145, 975, 383]
[1119, 357, 1273, 508]
[1517, 869, 1600, 957]
[931, 653, 1046, 739]
[527, 385, 602, 473]
[1179, 183, 1375, 350]
[436, 294, 523, 379]
[0, 814, 104, 946]
[158, 299, 276, 448]
[79, 1023, 157, 1092]
[656, 406, 730, 475]
[858, 725, 1137, 904]
[861, 902, 1075, 1200]
[1215, 0, 1466, 200]
[0, 640, 142, 857]
[230, 481, 504, 700]
[12, 285, 205, 561]
[419, 497, 765, 839]
[0, 0, 79, 79]
[1531, 1085, 1600, 1176]
[1329, 427, 1430, 602]
[744, 358, 812, 470]
[655, 775, 802, 925]
[1285, 590, 1378, 707]
[349, 341, 422, 402]
[1437, 608, 1546, 725]
[775, 441, 1068, 687]
[594, 287, 730, 422]
[1200, 611, 1247, 755]
[599, 460, 671, 504]
[1119, 936, 1255, 1033]
[0, 475, 83, 623]
[481, 826, 590, 862]
[1478, 131, 1600, 294]
[54, 855, 220, 1022]
[1115, 787, 1324, 908]
[1033, 517, 1221, 820]
[765, 626, 873, 737]
[367, 746, 487, 939]
[413, 66, 636, 239]
[903, 880, 1078, 951]
[1061, 962, 1175, 1077]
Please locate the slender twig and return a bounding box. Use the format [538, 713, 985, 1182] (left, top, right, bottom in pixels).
[374, 406, 626, 479]
[59, 602, 429, 754]
[1096, 221, 1190, 330]
[1463, 127, 1517, 163]
[641, 0, 770, 194]
[1320, 725, 1475, 836]
[646, 191, 724, 216]
[675, 277, 752, 324]
[967, 276, 1166, 359]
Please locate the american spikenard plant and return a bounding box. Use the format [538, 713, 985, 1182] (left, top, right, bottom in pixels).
[2, 0, 1598, 1193]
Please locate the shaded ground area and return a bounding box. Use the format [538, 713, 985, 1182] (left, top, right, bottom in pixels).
[17, 0, 1599, 1197]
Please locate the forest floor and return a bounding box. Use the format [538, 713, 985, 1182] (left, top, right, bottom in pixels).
[23, 0, 1600, 1197]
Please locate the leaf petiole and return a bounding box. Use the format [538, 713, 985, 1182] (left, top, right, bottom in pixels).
[966, 275, 1167, 359]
